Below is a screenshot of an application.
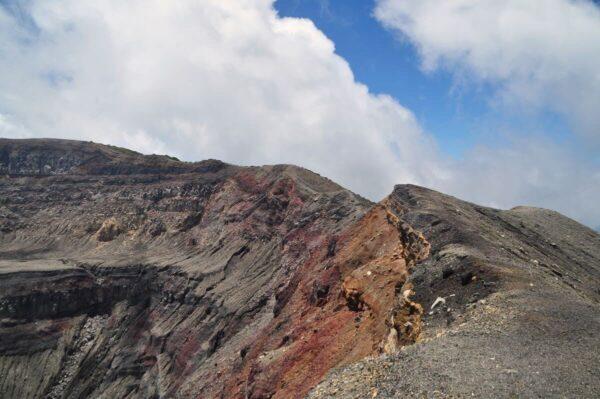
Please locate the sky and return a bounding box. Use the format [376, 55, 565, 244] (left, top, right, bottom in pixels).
[0, 0, 599, 228]
[277, 0, 493, 159]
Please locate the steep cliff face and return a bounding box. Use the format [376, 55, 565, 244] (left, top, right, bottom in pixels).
[222, 202, 430, 398]
[0, 139, 430, 398]
[1, 139, 599, 399]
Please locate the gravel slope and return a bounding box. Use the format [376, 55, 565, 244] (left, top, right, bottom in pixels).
[309, 185, 600, 399]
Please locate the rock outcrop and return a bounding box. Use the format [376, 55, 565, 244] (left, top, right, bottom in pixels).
[309, 185, 600, 398]
[0, 139, 422, 398]
[1, 139, 599, 398]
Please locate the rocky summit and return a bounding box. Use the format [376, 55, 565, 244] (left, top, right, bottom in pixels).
[0, 138, 599, 399]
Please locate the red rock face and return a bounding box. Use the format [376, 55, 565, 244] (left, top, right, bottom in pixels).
[2, 139, 428, 398]
[223, 202, 430, 399]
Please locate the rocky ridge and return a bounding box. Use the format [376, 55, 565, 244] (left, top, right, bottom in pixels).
[0, 139, 599, 398]
[0, 139, 425, 398]
[309, 185, 600, 398]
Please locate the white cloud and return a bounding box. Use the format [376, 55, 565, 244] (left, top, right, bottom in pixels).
[439, 139, 600, 226]
[0, 0, 599, 227]
[374, 0, 600, 143]
[372, 0, 600, 226]
[0, 0, 445, 200]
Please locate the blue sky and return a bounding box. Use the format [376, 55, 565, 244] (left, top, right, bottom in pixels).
[277, 0, 481, 158]
[276, 0, 581, 161]
[0, 0, 599, 227]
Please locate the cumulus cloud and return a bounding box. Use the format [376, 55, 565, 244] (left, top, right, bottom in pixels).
[374, 0, 600, 143]
[0, 0, 445, 199]
[373, 0, 600, 226]
[0, 0, 599, 227]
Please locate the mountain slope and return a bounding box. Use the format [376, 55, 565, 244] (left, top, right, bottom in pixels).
[0, 139, 599, 398]
[1, 139, 430, 398]
[0, 139, 376, 398]
[310, 185, 600, 398]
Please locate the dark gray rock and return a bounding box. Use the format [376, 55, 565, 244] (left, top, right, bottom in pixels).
[309, 185, 600, 399]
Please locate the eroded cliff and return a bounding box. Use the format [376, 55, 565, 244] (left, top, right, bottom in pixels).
[1, 139, 599, 399]
[0, 139, 430, 398]
[309, 185, 600, 398]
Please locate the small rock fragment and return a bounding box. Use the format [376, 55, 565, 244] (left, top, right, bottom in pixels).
[431, 296, 446, 310]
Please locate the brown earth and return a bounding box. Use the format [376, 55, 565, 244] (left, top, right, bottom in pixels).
[224, 202, 429, 398]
